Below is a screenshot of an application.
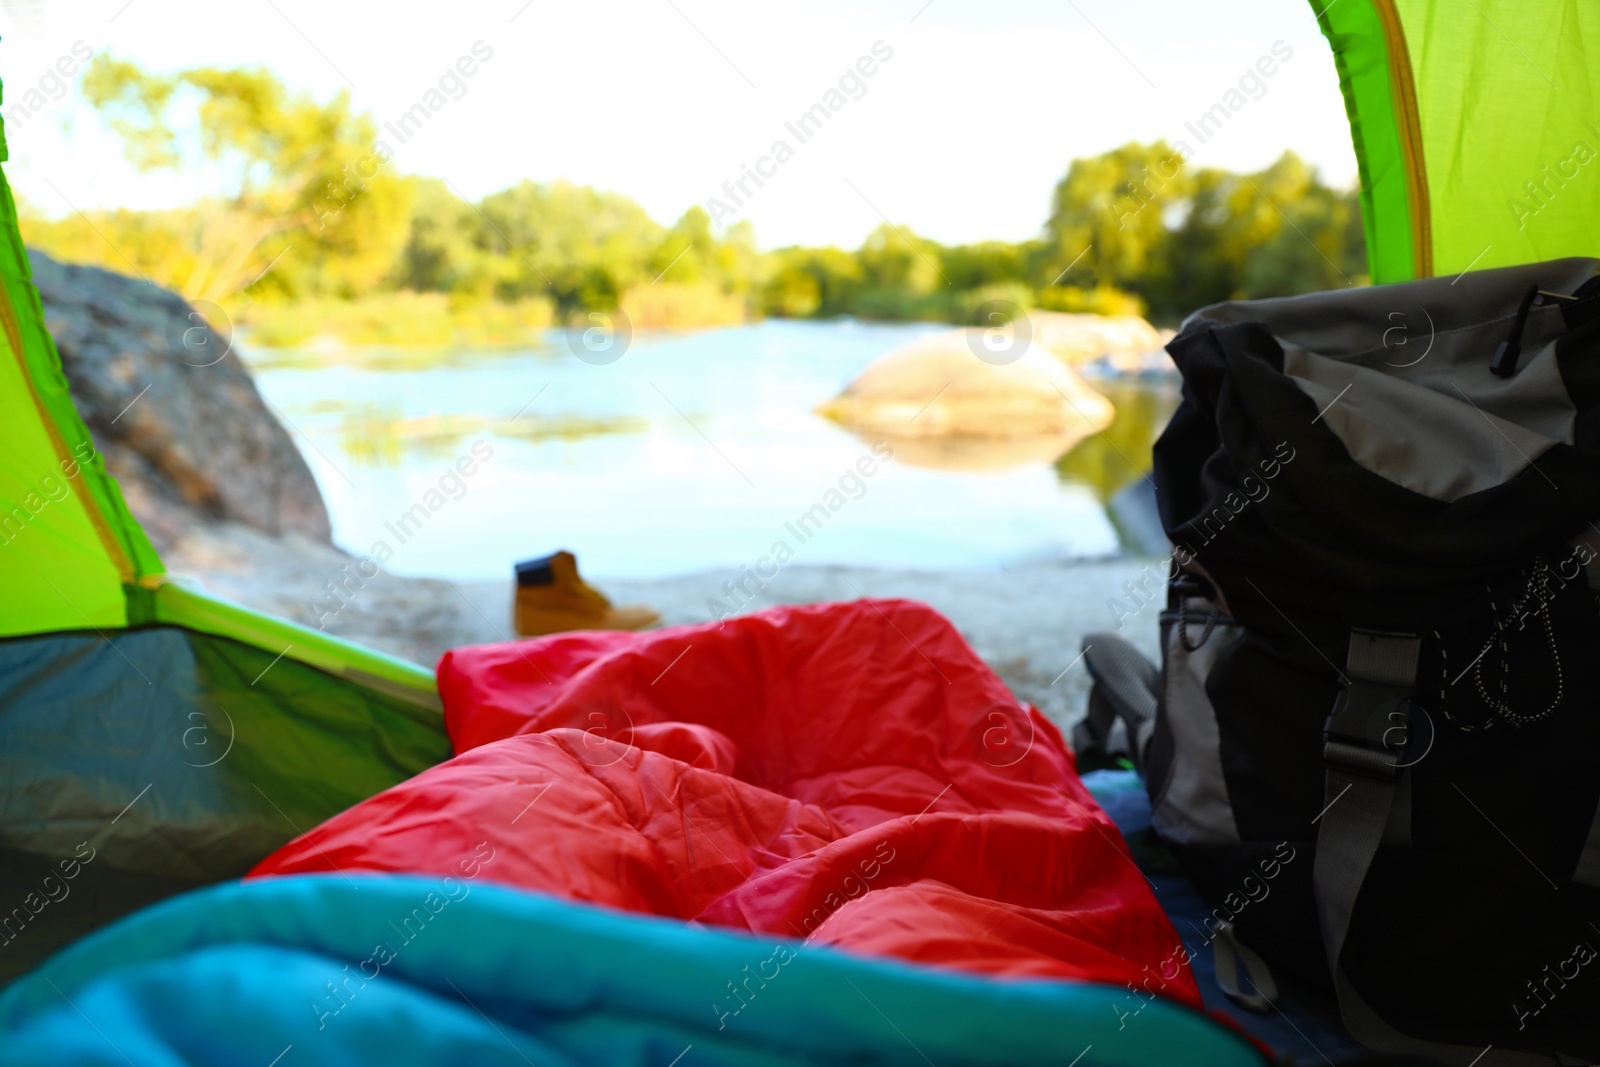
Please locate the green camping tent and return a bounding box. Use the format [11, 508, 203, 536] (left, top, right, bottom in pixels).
[0, 111, 450, 981]
[1317, 0, 1599, 283]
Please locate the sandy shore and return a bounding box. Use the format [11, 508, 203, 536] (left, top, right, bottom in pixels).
[166, 522, 1166, 735]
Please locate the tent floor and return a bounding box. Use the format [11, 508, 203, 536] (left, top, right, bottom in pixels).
[1083, 769, 1365, 1062]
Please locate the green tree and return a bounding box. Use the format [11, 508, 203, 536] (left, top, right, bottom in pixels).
[81, 55, 412, 300]
[644, 207, 759, 298]
[33, 60, 1373, 339]
[473, 180, 661, 314]
[1141, 165, 1241, 316]
[852, 223, 945, 319]
[761, 246, 862, 318]
[1241, 179, 1367, 296]
[1041, 141, 1192, 292]
[1145, 152, 1366, 317]
[648, 206, 717, 286]
[391, 178, 500, 298]
[940, 240, 1029, 291]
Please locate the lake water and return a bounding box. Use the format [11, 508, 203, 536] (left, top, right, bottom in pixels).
[243, 320, 1179, 581]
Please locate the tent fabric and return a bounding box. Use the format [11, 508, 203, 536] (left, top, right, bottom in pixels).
[0, 108, 440, 704]
[0, 102, 438, 706]
[0, 324, 126, 635]
[0, 875, 1266, 1067]
[0, 193, 148, 634]
[0, 135, 159, 596]
[1316, 0, 1600, 283]
[252, 599, 1204, 999]
[145, 579, 443, 708]
[0, 626, 450, 987]
[0, 81, 155, 638]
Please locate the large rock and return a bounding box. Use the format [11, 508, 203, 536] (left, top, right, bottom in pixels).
[1029, 311, 1175, 373]
[29, 250, 331, 551]
[816, 328, 1114, 471]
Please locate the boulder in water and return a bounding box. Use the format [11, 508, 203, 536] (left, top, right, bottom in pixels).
[816, 328, 1114, 470]
[1029, 311, 1175, 373]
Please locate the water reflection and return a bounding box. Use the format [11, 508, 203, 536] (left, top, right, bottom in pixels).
[244, 321, 1180, 579]
[1055, 379, 1182, 502]
[301, 377, 1178, 485]
[832, 378, 1179, 486]
[292, 401, 652, 467]
[837, 430, 1097, 472]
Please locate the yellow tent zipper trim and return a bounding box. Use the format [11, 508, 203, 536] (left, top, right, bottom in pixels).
[1373, 0, 1432, 278]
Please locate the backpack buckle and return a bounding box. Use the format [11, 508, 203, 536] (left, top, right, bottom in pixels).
[1323, 631, 1422, 779]
[1324, 681, 1412, 780]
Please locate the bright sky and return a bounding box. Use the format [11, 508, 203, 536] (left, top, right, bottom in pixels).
[0, 0, 1359, 249]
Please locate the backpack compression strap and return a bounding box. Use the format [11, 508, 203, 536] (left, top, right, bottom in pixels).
[1313, 632, 1573, 1065]
[1315, 629, 1420, 972]
[1314, 631, 1441, 1056]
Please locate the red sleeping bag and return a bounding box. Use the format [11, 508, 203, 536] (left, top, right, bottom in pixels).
[252, 599, 1200, 1004]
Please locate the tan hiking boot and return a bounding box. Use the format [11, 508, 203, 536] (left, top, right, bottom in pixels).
[512, 551, 660, 636]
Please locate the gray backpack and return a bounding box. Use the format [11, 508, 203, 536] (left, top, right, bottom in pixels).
[1083, 257, 1600, 1064]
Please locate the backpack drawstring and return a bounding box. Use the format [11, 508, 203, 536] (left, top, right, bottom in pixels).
[1434, 560, 1564, 730]
[1491, 285, 1580, 377]
[1177, 595, 1220, 652]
